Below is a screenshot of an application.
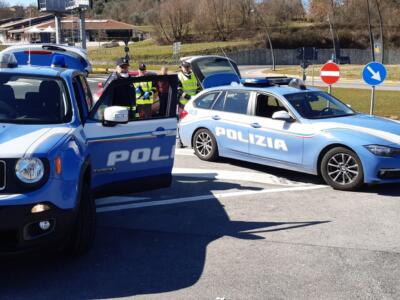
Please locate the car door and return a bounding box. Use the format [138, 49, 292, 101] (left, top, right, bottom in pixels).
[82, 75, 179, 196]
[248, 93, 304, 165]
[210, 90, 253, 156]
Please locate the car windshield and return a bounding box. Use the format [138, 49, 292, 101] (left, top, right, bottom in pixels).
[284, 91, 355, 119]
[0, 74, 71, 124]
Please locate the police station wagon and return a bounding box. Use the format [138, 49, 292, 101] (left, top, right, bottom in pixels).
[0, 53, 178, 254]
[179, 70, 400, 191]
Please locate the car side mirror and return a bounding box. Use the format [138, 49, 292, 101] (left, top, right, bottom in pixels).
[103, 106, 129, 126]
[272, 111, 294, 122]
[98, 82, 103, 88]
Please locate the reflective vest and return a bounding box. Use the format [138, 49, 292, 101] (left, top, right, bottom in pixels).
[136, 81, 154, 105]
[178, 72, 198, 105]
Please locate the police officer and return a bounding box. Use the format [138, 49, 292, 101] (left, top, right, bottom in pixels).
[136, 63, 156, 119]
[103, 57, 130, 89]
[178, 61, 200, 109]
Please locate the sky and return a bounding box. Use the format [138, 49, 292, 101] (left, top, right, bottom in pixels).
[8, 0, 36, 6]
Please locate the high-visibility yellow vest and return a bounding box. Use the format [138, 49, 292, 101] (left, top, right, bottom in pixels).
[136, 81, 153, 105]
[178, 72, 198, 105]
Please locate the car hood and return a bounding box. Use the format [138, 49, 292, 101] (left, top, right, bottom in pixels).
[313, 114, 400, 145]
[0, 124, 72, 158]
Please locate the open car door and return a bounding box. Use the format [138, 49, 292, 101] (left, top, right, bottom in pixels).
[183, 56, 241, 89]
[83, 75, 179, 197]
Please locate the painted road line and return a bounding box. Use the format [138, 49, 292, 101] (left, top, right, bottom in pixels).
[172, 168, 306, 186]
[96, 196, 150, 206]
[96, 185, 327, 213]
[175, 148, 195, 156]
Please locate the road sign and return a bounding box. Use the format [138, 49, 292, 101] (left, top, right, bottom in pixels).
[362, 62, 387, 86]
[320, 62, 340, 85]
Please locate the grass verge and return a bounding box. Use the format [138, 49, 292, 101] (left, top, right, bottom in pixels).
[321, 87, 400, 119]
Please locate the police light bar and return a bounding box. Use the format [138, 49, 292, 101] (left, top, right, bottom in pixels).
[241, 77, 294, 87]
[0, 53, 18, 68]
[51, 55, 67, 68]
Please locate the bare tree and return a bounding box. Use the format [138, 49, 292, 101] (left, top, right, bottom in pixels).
[154, 0, 193, 43]
[197, 0, 236, 41]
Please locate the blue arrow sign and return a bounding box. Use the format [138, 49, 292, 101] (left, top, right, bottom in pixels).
[362, 62, 387, 86]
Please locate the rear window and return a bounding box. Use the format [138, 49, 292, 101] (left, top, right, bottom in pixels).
[196, 58, 238, 78]
[0, 74, 71, 124]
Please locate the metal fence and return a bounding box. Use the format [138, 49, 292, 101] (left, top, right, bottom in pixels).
[227, 48, 400, 65]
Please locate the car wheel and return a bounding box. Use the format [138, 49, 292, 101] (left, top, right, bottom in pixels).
[321, 147, 364, 191]
[64, 180, 96, 255]
[193, 129, 219, 161]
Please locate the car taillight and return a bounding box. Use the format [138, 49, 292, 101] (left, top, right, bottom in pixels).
[179, 110, 189, 120]
[24, 50, 52, 55]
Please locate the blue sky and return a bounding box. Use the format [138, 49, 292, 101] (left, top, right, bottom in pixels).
[8, 0, 36, 6]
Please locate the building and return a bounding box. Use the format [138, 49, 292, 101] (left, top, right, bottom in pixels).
[1, 15, 144, 45]
[0, 15, 54, 44]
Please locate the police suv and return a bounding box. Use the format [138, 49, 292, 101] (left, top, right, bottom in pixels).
[0, 53, 178, 254]
[179, 60, 400, 191]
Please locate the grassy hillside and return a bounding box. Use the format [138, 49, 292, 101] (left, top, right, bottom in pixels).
[88, 39, 254, 65]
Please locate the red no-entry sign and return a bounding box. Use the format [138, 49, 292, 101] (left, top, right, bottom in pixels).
[320, 62, 340, 85]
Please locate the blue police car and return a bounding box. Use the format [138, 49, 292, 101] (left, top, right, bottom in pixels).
[0, 53, 178, 254]
[179, 61, 400, 191]
[1, 44, 92, 75]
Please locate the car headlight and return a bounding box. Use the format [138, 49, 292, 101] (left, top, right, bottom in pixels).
[365, 145, 400, 157]
[15, 158, 45, 184]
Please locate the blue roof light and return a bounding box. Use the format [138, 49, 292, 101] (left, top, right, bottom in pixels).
[0, 53, 18, 68]
[241, 77, 296, 88]
[51, 55, 67, 68]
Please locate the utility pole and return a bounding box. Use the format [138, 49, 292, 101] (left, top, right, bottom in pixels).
[366, 0, 375, 61]
[79, 9, 87, 49]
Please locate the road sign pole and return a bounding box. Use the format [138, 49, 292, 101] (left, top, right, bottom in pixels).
[370, 86, 376, 115]
[328, 85, 332, 94]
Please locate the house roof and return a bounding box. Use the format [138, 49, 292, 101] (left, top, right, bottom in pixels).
[0, 14, 53, 31]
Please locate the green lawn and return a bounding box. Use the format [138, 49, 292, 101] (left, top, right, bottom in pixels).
[322, 87, 400, 119]
[88, 39, 253, 65]
[265, 65, 400, 81]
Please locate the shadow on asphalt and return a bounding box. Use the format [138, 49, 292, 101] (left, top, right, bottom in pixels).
[217, 157, 324, 185]
[0, 175, 330, 299]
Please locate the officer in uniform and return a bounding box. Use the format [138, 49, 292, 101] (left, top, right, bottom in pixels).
[103, 58, 137, 120]
[178, 61, 200, 110]
[136, 63, 157, 119]
[103, 57, 130, 89]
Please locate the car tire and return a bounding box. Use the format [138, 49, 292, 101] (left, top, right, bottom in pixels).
[193, 129, 219, 161]
[64, 180, 96, 255]
[321, 147, 364, 191]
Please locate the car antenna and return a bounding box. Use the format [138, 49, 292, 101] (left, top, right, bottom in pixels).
[28, 8, 32, 65]
[219, 47, 240, 78]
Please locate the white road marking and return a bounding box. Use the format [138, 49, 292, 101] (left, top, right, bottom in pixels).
[96, 196, 150, 206]
[175, 148, 195, 156]
[96, 185, 326, 213]
[172, 168, 306, 186]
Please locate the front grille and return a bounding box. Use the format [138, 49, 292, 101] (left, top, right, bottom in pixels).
[0, 161, 5, 190]
[379, 169, 400, 179]
[0, 229, 18, 251]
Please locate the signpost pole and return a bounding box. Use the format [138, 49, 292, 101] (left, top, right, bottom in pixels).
[328, 85, 332, 94]
[370, 85, 376, 115]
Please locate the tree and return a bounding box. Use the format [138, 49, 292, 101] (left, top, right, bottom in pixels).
[154, 0, 193, 43]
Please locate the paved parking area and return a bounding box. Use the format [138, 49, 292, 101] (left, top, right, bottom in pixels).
[1, 149, 399, 299]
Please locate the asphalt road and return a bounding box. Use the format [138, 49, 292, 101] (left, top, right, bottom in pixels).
[1, 149, 399, 300]
[87, 68, 400, 93]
